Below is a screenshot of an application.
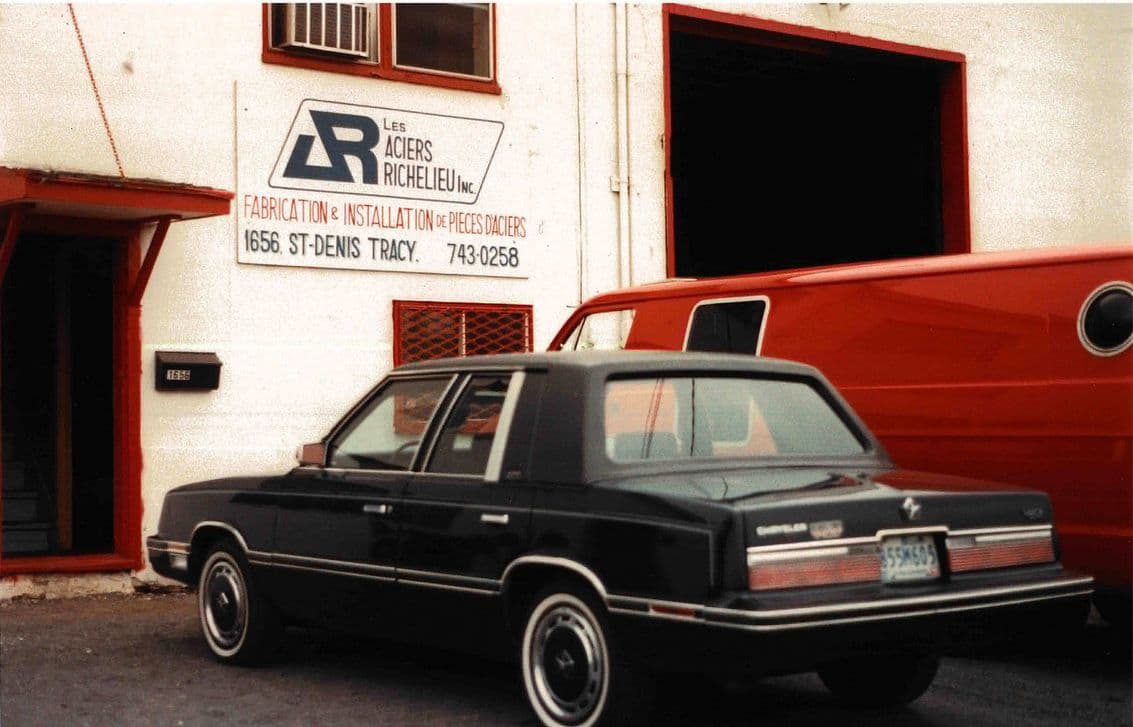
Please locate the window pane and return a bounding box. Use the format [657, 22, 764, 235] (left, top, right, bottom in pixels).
[329, 378, 450, 469]
[686, 300, 767, 354]
[563, 309, 635, 351]
[395, 3, 492, 79]
[604, 377, 864, 462]
[427, 375, 510, 475]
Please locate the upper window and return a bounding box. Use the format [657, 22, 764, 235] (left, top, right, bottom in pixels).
[560, 309, 636, 351]
[685, 298, 768, 355]
[265, 4, 499, 94]
[328, 376, 451, 470]
[604, 376, 865, 463]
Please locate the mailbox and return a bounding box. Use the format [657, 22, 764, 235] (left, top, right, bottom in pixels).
[155, 351, 222, 391]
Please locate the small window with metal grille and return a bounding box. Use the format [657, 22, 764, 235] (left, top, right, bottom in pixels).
[394, 301, 533, 366]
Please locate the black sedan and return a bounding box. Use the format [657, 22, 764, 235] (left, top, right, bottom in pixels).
[147, 351, 1091, 726]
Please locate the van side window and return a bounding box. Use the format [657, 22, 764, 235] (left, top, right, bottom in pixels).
[686, 299, 767, 354]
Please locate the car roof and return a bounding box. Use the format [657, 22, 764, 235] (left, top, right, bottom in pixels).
[393, 350, 821, 378]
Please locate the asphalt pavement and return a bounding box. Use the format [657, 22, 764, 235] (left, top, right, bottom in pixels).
[0, 591, 1129, 726]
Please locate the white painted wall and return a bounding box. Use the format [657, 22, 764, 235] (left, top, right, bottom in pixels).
[1, 3, 1129, 595]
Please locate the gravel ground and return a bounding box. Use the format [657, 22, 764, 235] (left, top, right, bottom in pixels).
[1, 591, 1129, 727]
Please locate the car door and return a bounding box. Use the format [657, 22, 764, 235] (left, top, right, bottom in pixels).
[396, 371, 534, 603]
[268, 374, 455, 631]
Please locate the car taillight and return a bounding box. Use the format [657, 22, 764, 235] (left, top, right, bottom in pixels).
[946, 530, 1055, 573]
[748, 545, 881, 591]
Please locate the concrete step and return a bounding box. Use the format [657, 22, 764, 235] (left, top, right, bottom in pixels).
[2, 491, 41, 524]
[2, 522, 53, 555]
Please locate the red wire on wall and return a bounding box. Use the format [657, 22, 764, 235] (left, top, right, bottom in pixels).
[68, 3, 126, 178]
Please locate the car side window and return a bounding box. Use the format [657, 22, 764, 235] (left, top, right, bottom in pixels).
[426, 374, 511, 476]
[328, 377, 451, 470]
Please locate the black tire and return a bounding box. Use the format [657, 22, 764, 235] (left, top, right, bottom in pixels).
[520, 581, 652, 726]
[818, 652, 940, 708]
[197, 538, 281, 665]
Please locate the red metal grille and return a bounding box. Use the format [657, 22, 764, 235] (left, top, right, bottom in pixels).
[394, 301, 533, 365]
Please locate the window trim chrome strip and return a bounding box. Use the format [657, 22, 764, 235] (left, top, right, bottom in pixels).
[485, 371, 525, 483]
[271, 552, 396, 577]
[271, 561, 396, 583]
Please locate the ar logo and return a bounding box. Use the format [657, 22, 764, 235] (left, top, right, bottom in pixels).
[283, 110, 380, 184]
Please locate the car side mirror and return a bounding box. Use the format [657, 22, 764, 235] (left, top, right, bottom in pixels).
[297, 442, 327, 467]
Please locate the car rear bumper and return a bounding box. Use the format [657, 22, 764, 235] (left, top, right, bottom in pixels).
[699, 571, 1092, 632]
[606, 567, 1092, 674]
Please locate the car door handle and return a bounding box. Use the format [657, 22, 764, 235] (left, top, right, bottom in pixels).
[480, 513, 509, 526]
[363, 503, 392, 515]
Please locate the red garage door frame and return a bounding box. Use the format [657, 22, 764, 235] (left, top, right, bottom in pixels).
[662, 4, 971, 278]
[0, 168, 232, 577]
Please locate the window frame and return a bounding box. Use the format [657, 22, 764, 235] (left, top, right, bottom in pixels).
[683, 295, 771, 355]
[261, 3, 502, 95]
[601, 373, 872, 465]
[325, 374, 457, 472]
[420, 370, 525, 481]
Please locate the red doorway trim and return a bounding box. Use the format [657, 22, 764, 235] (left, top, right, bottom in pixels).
[0, 205, 30, 283]
[0, 170, 231, 578]
[662, 4, 971, 277]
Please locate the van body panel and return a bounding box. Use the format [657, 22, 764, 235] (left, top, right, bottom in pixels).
[552, 245, 1133, 593]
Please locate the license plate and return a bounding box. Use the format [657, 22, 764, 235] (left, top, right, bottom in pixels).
[880, 535, 940, 583]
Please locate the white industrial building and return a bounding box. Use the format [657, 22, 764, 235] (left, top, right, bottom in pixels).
[1, 3, 1130, 597]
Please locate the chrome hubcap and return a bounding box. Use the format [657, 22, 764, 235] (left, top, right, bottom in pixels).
[530, 604, 605, 724]
[203, 560, 246, 649]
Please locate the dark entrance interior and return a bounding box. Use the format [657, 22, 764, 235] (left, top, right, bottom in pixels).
[2, 234, 116, 556]
[669, 23, 953, 277]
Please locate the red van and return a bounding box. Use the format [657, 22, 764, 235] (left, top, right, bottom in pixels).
[551, 244, 1133, 623]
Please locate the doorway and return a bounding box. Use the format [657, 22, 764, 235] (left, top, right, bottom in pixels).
[2, 234, 116, 556]
[665, 9, 969, 278]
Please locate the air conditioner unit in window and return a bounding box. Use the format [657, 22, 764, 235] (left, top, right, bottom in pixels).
[281, 3, 370, 59]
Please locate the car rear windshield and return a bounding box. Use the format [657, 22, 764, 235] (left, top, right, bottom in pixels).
[604, 376, 866, 462]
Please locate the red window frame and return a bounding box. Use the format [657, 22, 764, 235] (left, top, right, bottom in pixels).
[393, 301, 533, 366]
[261, 4, 502, 95]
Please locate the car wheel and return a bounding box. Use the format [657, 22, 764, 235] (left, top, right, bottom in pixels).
[817, 652, 940, 708]
[198, 539, 280, 665]
[521, 583, 651, 727]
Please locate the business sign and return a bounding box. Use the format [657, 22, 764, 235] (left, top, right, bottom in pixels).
[237, 95, 528, 278]
[270, 99, 502, 205]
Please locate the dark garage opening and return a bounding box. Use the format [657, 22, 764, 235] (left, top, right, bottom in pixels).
[669, 21, 960, 278]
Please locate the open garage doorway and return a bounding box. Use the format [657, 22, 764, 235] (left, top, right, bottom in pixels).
[664, 8, 970, 278]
